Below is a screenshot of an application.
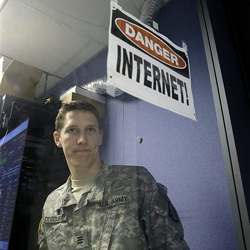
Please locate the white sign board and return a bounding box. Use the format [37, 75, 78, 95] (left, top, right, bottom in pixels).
[107, 1, 196, 120]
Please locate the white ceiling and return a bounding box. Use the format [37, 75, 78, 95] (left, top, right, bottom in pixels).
[0, 0, 145, 81]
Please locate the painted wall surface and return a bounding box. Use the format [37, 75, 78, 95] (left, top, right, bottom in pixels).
[50, 0, 239, 249]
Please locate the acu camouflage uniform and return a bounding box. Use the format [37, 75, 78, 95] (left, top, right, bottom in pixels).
[38, 165, 189, 250]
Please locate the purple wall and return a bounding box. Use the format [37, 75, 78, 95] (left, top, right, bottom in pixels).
[50, 0, 239, 249]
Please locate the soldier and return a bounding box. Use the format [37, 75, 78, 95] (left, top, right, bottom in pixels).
[38, 101, 189, 249]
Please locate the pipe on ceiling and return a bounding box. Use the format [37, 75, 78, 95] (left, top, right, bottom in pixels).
[84, 0, 172, 97]
[139, 0, 172, 27]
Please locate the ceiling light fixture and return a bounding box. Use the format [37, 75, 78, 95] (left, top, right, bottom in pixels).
[0, 0, 8, 13]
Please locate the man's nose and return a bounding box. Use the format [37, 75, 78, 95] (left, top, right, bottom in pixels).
[77, 132, 87, 144]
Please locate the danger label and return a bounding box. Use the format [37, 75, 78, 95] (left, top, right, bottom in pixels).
[115, 18, 187, 70]
[107, 1, 196, 120]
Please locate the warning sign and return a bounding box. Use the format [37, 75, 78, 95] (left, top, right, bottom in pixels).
[107, 1, 196, 120]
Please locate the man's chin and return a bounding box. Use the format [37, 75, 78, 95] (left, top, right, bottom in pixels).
[70, 157, 94, 169]
[71, 159, 88, 167]
[67, 153, 99, 169]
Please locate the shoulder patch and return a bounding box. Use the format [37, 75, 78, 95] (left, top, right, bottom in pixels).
[168, 199, 180, 223]
[157, 182, 180, 223]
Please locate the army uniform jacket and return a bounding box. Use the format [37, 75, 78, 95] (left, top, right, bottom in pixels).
[38, 165, 189, 250]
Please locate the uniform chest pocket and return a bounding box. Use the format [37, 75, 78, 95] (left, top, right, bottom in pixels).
[98, 197, 146, 250]
[44, 215, 69, 246]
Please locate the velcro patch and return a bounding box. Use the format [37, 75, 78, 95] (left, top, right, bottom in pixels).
[111, 195, 128, 204]
[44, 215, 66, 224]
[107, 195, 129, 207]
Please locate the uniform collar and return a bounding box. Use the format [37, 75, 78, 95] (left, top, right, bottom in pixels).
[55, 164, 107, 211]
[84, 164, 106, 204]
[55, 177, 76, 211]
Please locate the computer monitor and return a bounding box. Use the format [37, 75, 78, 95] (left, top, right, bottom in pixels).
[0, 119, 29, 250]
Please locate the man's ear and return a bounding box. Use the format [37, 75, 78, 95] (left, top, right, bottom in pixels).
[53, 131, 62, 148]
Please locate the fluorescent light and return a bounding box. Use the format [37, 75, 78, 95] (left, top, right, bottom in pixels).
[0, 0, 8, 12]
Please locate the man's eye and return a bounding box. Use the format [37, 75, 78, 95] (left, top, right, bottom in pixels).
[67, 128, 77, 134]
[86, 127, 96, 133]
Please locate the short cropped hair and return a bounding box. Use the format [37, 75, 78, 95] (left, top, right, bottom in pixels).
[55, 101, 102, 131]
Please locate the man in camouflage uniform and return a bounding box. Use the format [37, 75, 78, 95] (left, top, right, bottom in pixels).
[38, 101, 189, 249]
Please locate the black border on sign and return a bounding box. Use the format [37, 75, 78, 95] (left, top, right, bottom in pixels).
[110, 8, 190, 78]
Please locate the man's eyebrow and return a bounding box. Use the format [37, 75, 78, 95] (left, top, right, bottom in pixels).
[64, 125, 78, 129]
[86, 124, 98, 127]
[66, 124, 78, 127]
[65, 124, 98, 129]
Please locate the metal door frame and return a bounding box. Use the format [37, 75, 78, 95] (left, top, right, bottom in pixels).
[197, 0, 250, 249]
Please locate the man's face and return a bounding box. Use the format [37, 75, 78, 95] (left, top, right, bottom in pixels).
[53, 110, 103, 169]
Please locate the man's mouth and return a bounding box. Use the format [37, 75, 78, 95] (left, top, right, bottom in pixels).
[73, 149, 90, 153]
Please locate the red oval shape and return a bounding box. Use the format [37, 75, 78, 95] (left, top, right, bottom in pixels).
[115, 18, 187, 70]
